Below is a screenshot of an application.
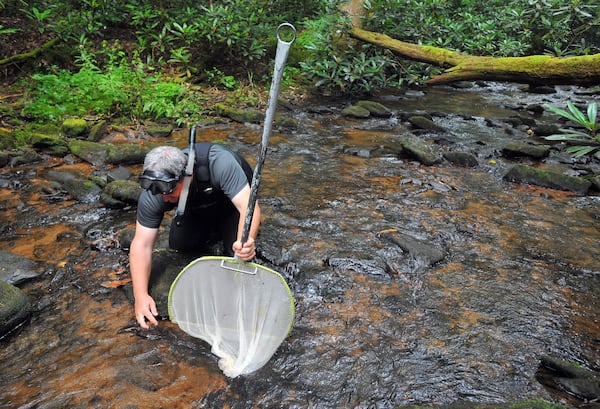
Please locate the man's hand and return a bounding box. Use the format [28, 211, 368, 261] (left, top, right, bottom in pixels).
[134, 293, 159, 329]
[233, 237, 256, 261]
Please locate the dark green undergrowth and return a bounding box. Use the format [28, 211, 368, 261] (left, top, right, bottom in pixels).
[1, 0, 598, 123]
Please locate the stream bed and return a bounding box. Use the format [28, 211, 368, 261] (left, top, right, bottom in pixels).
[0, 82, 599, 408]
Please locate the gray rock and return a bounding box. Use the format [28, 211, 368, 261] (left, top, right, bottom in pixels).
[443, 151, 479, 167]
[399, 135, 441, 166]
[356, 100, 392, 117]
[0, 251, 44, 285]
[502, 142, 550, 159]
[407, 115, 447, 133]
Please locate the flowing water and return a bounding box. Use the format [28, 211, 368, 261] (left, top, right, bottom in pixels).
[0, 83, 599, 408]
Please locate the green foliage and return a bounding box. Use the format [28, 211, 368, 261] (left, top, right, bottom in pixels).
[298, 13, 403, 95]
[544, 101, 600, 159]
[20, 62, 192, 125]
[0, 23, 18, 34]
[206, 68, 238, 90]
[362, 0, 599, 57]
[5, 0, 600, 105]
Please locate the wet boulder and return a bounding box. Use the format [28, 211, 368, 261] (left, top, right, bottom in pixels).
[341, 104, 371, 119]
[29, 132, 70, 156]
[100, 180, 142, 208]
[407, 115, 447, 133]
[146, 123, 173, 138]
[590, 175, 600, 192]
[378, 229, 446, 269]
[355, 100, 392, 117]
[106, 143, 149, 165]
[88, 120, 108, 142]
[503, 164, 592, 195]
[537, 355, 600, 402]
[443, 151, 479, 167]
[10, 148, 43, 167]
[501, 142, 550, 159]
[47, 170, 103, 203]
[399, 135, 441, 166]
[0, 279, 31, 341]
[215, 103, 264, 124]
[0, 251, 44, 285]
[67, 139, 108, 166]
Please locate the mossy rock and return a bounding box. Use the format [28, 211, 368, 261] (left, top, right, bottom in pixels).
[407, 115, 447, 133]
[0, 128, 17, 150]
[399, 135, 441, 166]
[356, 100, 392, 117]
[100, 180, 142, 208]
[504, 164, 592, 195]
[29, 132, 69, 156]
[0, 280, 31, 341]
[67, 139, 108, 166]
[88, 120, 108, 142]
[62, 118, 88, 137]
[10, 148, 43, 167]
[215, 103, 265, 124]
[106, 143, 150, 165]
[443, 151, 479, 167]
[146, 124, 173, 138]
[342, 105, 371, 119]
[62, 177, 103, 203]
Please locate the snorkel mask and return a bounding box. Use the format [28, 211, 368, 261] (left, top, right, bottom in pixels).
[139, 170, 182, 195]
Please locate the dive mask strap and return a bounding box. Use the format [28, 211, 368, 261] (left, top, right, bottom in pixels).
[174, 126, 196, 224]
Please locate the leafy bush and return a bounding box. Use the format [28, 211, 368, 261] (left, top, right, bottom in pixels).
[5, 0, 599, 105]
[298, 13, 403, 95]
[544, 101, 600, 159]
[362, 0, 599, 57]
[20, 63, 191, 124]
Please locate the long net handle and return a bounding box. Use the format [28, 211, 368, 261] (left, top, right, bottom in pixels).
[241, 23, 296, 243]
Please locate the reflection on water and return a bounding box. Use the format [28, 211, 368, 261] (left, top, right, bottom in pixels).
[0, 83, 599, 408]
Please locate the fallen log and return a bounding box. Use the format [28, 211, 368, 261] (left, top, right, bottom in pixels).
[350, 27, 600, 86]
[0, 37, 59, 68]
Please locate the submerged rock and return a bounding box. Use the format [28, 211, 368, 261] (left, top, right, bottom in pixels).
[0, 251, 44, 285]
[537, 355, 600, 402]
[503, 164, 592, 195]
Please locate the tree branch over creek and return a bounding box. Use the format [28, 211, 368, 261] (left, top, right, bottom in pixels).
[350, 27, 600, 86]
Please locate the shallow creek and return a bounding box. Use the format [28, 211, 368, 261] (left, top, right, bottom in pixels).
[0, 83, 599, 408]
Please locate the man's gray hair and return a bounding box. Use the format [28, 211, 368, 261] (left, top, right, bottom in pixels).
[143, 146, 187, 177]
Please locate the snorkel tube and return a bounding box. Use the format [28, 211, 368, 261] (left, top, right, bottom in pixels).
[174, 126, 196, 226]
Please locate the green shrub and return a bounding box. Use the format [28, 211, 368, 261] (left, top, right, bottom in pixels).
[544, 101, 600, 159]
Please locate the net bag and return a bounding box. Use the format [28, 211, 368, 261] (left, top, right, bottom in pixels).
[168, 256, 295, 378]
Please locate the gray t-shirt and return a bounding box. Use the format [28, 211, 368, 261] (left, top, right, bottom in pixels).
[136, 144, 250, 229]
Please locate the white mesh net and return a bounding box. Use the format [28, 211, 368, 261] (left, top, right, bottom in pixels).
[168, 256, 294, 378]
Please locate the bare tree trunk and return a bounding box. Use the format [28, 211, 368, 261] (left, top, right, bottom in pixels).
[339, 0, 367, 27]
[350, 27, 600, 86]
